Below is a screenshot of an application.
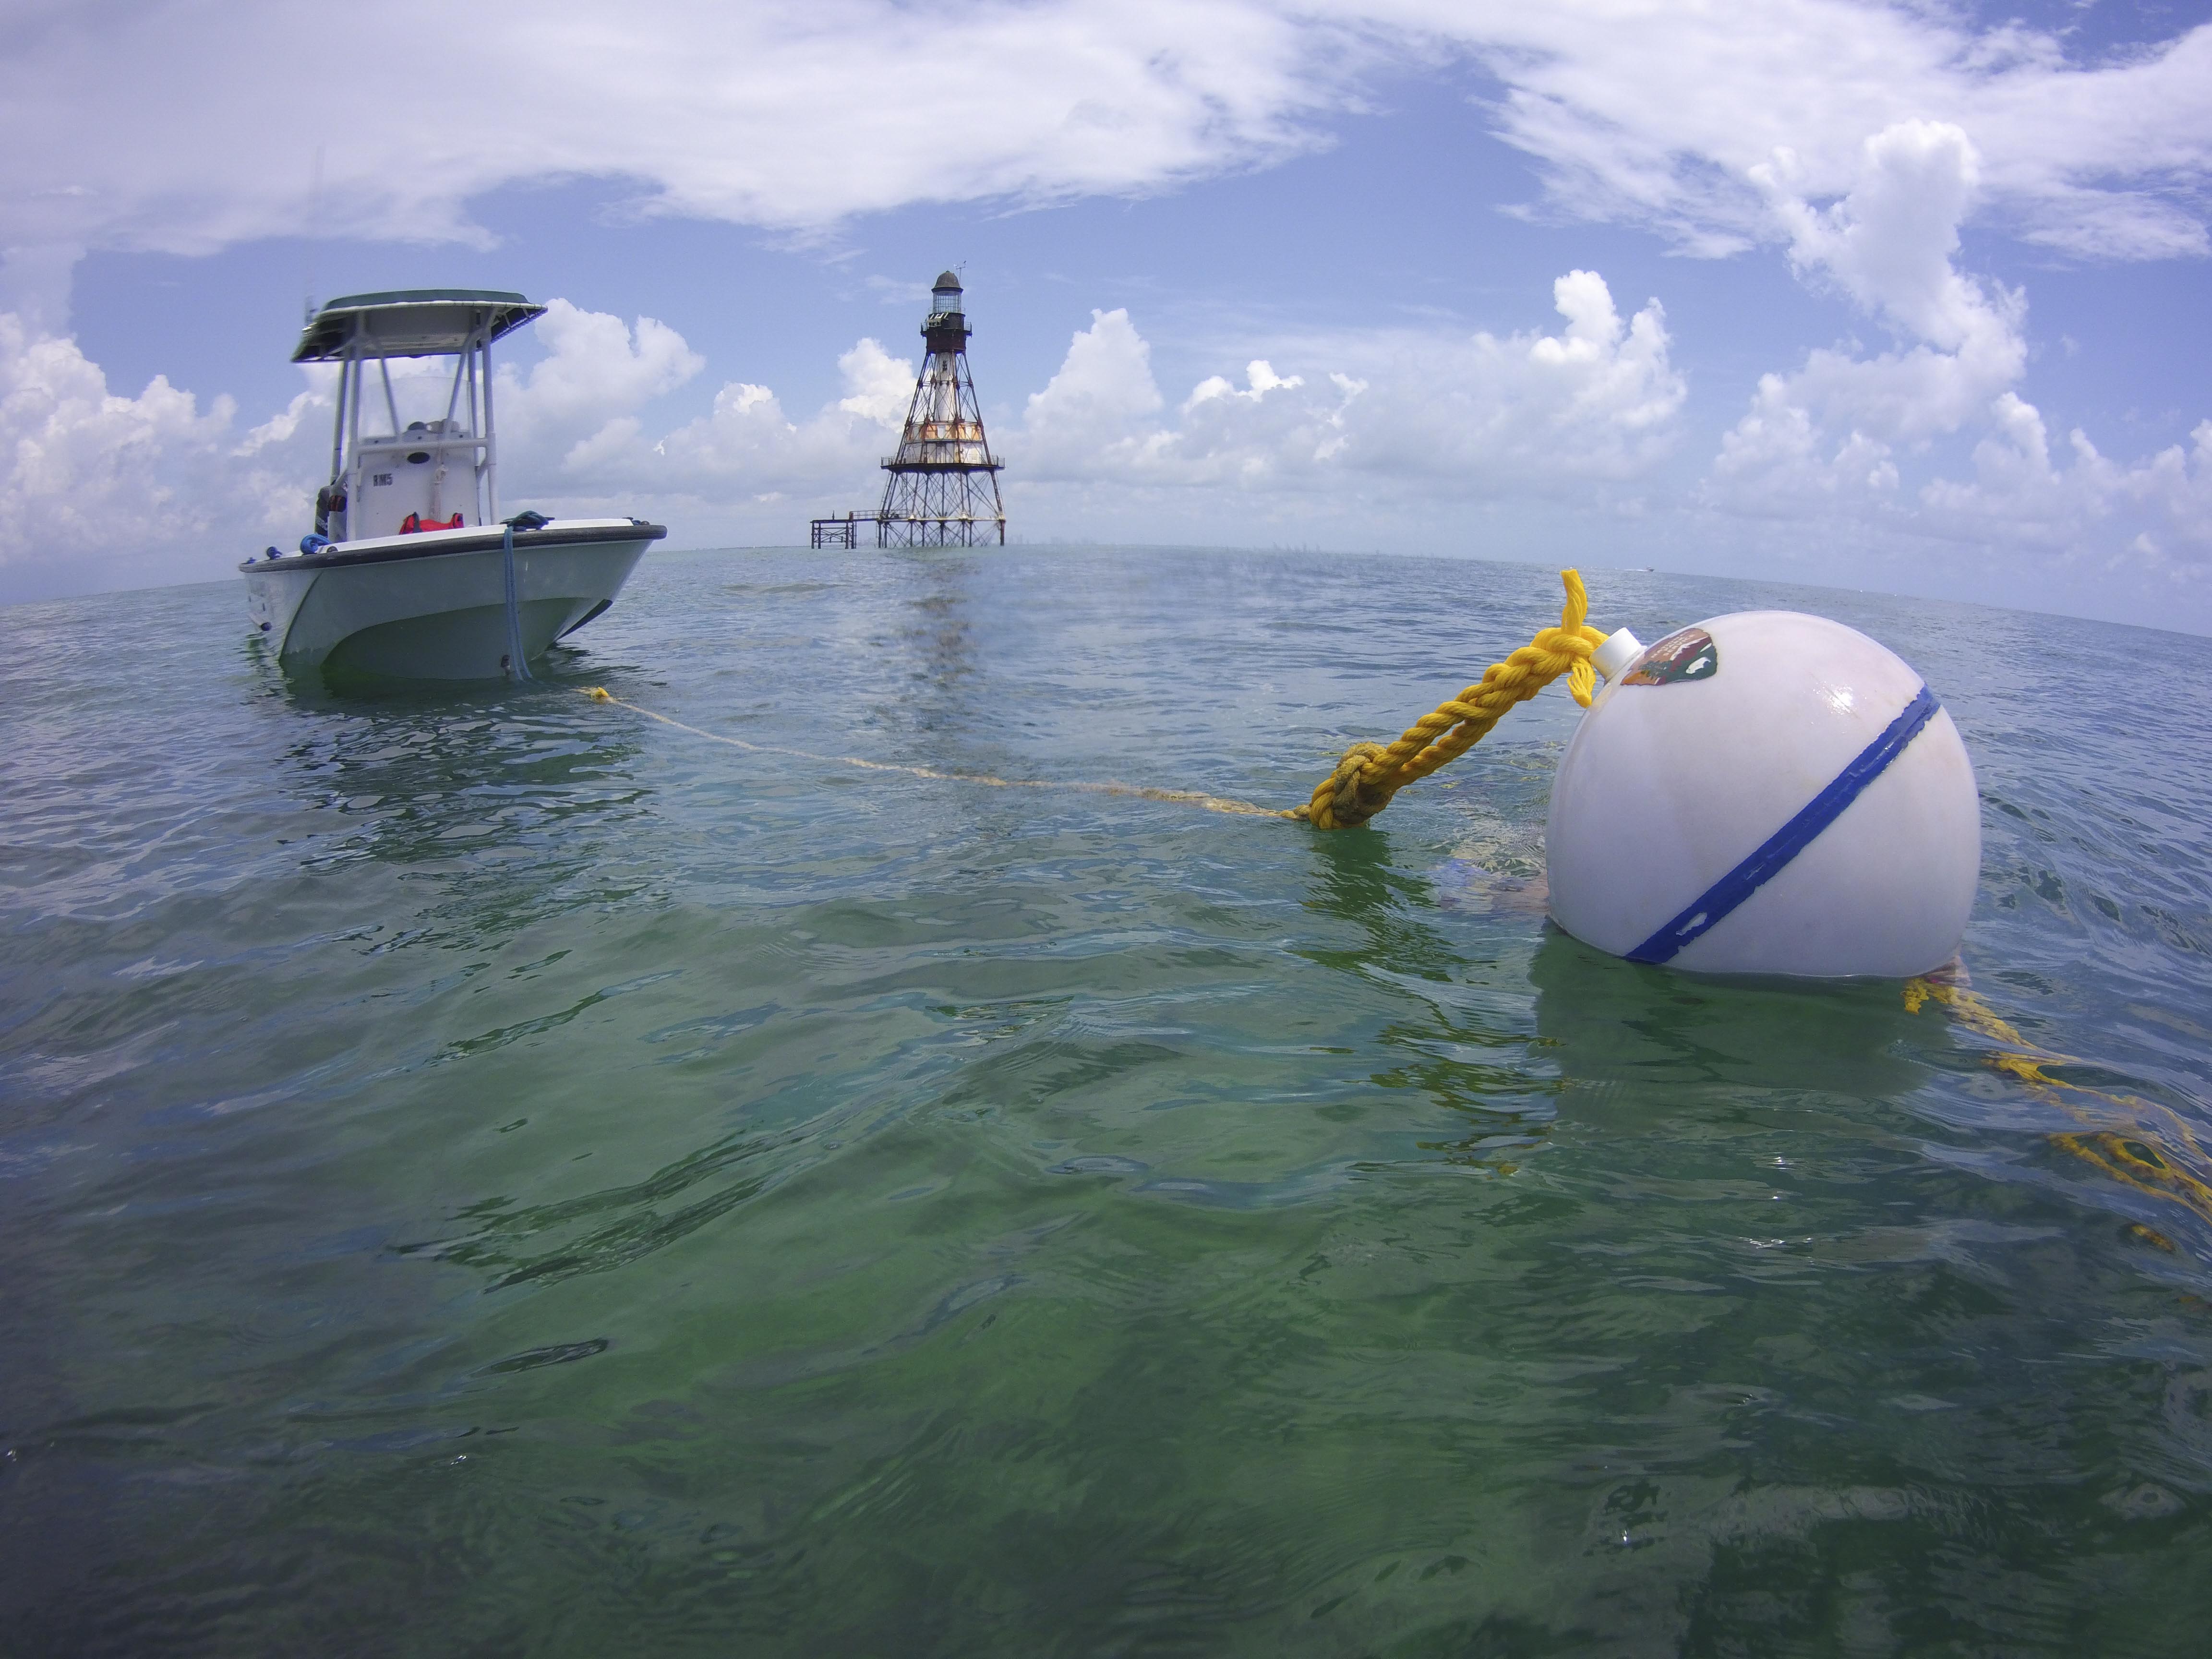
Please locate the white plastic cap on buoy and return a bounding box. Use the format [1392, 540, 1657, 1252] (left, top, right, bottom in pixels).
[1545, 610, 1980, 977]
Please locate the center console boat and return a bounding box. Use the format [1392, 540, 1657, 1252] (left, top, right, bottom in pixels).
[242, 289, 664, 680]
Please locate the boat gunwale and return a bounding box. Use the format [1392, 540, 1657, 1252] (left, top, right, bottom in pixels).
[239, 522, 666, 576]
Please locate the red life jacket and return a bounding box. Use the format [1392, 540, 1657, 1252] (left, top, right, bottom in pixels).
[398, 512, 466, 534]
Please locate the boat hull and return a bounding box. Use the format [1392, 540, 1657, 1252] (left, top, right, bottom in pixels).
[241, 521, 662, 679]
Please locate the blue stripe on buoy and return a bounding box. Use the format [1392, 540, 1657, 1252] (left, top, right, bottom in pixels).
[1625, 684, 1942, 966]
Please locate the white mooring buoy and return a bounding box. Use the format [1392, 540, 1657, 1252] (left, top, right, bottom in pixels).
[1546, 611, 1980, 978]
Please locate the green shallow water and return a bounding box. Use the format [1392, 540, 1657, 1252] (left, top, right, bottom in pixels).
[5, 547, 2212, 1655]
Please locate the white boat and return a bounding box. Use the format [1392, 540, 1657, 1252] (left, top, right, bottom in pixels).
[241, 289, 664, 679]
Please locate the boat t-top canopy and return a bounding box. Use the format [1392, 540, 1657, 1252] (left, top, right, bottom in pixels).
[292, 289, 545, 362]
[294, 289, 544, 537]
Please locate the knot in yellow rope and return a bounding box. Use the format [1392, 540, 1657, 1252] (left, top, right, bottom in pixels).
[1294, 569, 1608, 830]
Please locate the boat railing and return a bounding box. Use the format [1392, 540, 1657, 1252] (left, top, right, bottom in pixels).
[355, 434, 490, 454]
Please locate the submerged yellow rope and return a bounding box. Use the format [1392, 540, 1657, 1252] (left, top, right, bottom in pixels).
[1906, 975, 2212, 1237]
[577, 687, 1282, 817]
[582, 568, 1608, 829]
[1293, 569, 1609, 829]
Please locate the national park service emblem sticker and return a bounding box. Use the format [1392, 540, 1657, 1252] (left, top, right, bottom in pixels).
[1623, 626, 1718, 686]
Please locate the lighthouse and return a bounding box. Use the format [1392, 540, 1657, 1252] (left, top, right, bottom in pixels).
[875, 272, 1006, 547]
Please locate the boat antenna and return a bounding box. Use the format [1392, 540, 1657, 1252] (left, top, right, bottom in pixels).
[303, 145, 324, 323]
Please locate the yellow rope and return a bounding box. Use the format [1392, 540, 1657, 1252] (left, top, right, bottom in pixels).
[1900, 977, 2030, 1046]
[577, 687, 1283, 817]
[583, 567, 1608, 829]
[1905, 975, 2212, 1234]
[1293, 569, 1608, 829]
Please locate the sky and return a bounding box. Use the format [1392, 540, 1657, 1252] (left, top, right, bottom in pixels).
[3, 0, 2211, 629]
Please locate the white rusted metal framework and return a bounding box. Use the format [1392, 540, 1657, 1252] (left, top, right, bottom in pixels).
[874, 272, 1005, 548]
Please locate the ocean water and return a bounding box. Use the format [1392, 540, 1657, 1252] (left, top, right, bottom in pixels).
[4, 546, 2212, 1656]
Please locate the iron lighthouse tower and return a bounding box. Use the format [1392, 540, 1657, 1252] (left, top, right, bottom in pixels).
[876, 272, 1005, 547]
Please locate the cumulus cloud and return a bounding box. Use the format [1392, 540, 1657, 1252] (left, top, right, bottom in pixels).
[0, 312, 255, 594]
[425, 313, 916, 511]
[834, 339, 917, 425]
[644, 337, 914, 500]
[1762, 120, 1992, 350]
[1021, 310, 1168, 472]
[1349, 271, 1683, 484]
[1916, 397, 2212, 562]
[1702, 119, 2212, 567]
[1017, 272, 1683, 495]
[2130, 423, 2212, 554]
[495, 300, 705, 470]
[1710, 123, 2027, 509]
[1019, 311, 1340, 486]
